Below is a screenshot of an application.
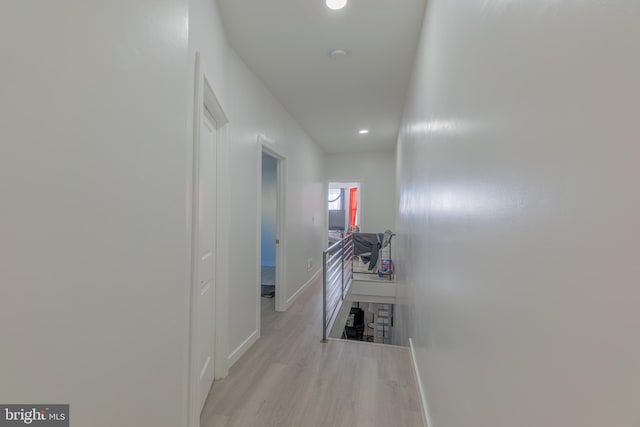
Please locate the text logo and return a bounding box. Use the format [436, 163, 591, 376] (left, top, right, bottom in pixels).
[0, 405, 68, 427]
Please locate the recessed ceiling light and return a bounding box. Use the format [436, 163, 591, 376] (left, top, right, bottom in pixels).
[329, 48, 348, 59]
[326, 0, 347, 10]
[359, 129, 369, 134]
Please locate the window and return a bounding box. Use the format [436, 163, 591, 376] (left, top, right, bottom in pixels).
[328, 188, 343, 210]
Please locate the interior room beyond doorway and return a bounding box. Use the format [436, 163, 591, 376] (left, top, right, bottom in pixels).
[261, 152, 278, 301]
[328, 182, 360, 247]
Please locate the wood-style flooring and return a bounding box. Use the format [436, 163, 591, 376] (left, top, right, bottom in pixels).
[201, 273, 424, 427]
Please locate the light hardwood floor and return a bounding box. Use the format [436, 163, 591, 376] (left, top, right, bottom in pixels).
[201, 273, 424, 427]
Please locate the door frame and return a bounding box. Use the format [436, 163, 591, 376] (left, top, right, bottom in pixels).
[257, 135, 287, 318]
[188, 51, 230, 427]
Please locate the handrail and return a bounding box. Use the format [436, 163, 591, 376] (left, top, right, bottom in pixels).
[322, 232, 354, 342]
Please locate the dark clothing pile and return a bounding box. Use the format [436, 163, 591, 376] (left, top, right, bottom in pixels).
[353, 230, 394, 271]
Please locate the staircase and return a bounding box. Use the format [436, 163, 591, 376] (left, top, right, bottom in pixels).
[322, 232, 396, 342]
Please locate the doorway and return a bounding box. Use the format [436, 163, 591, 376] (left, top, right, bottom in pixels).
[257, 137, 286, 320]
[188, 52, 230, 427]
[261, 152, 278, 302]
[327, 182, 360, 247]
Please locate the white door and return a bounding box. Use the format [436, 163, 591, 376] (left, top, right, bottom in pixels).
[198, 113, 217, 411]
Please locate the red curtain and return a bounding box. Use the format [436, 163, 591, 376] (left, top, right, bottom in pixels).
[349, 187, 358, 228]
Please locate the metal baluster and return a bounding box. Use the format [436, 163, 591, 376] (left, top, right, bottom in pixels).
[340, 237, 344, 300]
[322, 250, 328, 343]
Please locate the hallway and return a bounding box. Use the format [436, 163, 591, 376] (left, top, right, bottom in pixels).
[3, 1, 639, 426]
[201, 275, 423, 427]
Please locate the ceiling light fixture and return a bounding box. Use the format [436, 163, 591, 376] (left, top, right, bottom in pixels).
[329, 48, 348, 59]
[326, 0, 347, 10]
[359, 129, 369, 134]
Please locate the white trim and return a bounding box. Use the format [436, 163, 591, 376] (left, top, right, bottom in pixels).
[284, 268, 321, 310]
[203, 81, 228, 129]
[213, 113, 230, 382]
[409, 338, 432, 427]
[256, 146, 262, 336]
[187, 51, 230, 427]
[227, 329, 260, 367]
[187, 51, 203, 427]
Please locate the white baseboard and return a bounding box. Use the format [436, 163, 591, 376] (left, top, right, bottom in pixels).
[409, 337, 432, 427]
[284, 268, 321, 310]
[227, 329, 259, 368]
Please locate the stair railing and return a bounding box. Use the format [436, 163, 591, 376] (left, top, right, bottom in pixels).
[322, 232, 354, 342]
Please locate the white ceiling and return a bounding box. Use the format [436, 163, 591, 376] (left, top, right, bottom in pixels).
[218, 0, 426, 153]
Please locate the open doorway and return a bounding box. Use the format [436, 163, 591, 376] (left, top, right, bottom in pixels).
[328, 182, 360, 247]
[257, 136, 286, 322]
[261, 152, 278, 301]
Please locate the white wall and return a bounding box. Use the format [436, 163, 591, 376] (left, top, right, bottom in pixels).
[261, 153, 278, 267]
[187, 0, 326, 370]
[226, 49, 326, 354]
[325, 151, 395, 233]
[189, 0, 229, 109]
[396, 2, 640, 427]
[0, 2, 190, 426]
